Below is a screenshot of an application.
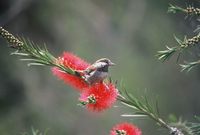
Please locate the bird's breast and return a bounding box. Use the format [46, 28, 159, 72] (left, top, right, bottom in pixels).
[84, 71, 108, 85]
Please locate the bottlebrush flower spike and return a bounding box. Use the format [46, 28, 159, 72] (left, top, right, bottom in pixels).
[52, 52, 90, 91]
[110, 122, 142, 135]
[79, 83, 118, 112]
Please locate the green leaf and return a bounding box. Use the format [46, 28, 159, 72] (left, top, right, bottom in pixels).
[195, 116, 200, 121]
[168, 4, 187, 14]
[180, 60, 200, 72]
[121, 112, 147, 117]
[11, 52, 29, 56]
[120, 101, 138, 110]
[20, 58, 44, 62]
[27, 63, 45, 66]
[9, 37, 78, 76]
[174, 35, 183, 46]
[157, 46, 177, 62]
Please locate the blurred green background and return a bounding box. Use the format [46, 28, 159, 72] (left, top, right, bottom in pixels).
[0, 0, 200, 135]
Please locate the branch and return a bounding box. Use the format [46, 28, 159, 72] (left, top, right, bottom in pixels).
[157, 34, 200, 62]
[0, 27, 79, 76]
[168, 4, 187, 14]
[188, 116, 200, 135]
[117, 89, 184, 135]
[168, 4, 200, 16]
[170, 116, 200, 135]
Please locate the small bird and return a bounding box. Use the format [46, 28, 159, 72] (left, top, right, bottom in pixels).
[77, 58, 115, 85]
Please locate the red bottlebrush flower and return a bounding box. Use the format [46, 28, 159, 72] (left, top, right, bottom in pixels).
[110, 122, 142, 135]
[52, 52, 90, 91]
[59, 52, 90, 70]
[79, 83, 118, 112]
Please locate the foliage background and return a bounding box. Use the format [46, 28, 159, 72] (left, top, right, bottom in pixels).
[0, 0, 199, 135]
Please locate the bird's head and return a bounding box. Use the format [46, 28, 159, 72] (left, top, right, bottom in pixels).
[95, 58, 116, 67]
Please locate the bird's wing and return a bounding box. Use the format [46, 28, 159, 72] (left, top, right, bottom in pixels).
[85, 62, 106, 74]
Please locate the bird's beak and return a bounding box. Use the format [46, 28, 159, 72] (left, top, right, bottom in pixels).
[109, 62, 116, 66]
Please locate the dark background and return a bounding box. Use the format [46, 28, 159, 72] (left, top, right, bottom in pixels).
[0, 0, 199, 135]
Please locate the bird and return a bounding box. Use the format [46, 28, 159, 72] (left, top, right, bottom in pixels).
[76, 58, 115, 85]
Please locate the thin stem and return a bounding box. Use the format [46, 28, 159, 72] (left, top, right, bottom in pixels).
[0, 27, 78, 76]
[117, 95, 170, 130]
[117, 93, 184, 135]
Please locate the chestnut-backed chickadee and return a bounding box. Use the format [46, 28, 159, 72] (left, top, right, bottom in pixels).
[77, 58, 115, 85]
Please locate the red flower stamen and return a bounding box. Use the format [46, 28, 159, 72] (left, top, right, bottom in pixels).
[110, 122, 142, 135]
[79, 83, 118, 112]
[52, 52, 90, 91]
